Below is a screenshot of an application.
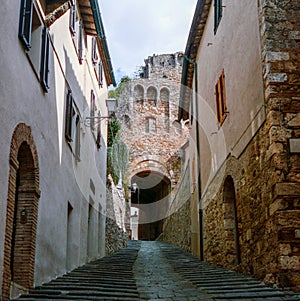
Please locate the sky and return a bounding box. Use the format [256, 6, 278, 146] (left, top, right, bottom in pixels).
[99, 0, 197, 84]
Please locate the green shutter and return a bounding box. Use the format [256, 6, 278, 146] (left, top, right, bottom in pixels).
[19, 0, 33, 50]
[40, 27, 50, 92]
[65, 90, 73, 142]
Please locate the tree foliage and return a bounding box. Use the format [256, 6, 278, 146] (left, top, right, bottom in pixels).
[108, 76, 131, 99]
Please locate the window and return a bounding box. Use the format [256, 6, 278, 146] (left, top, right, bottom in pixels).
[214, 0, 222, 34]
[19, 0, 50, 92]
[65, 90, 81, 160]
[19, 0, 33, 51]
[40, 27, 50, 92]
[215, 69, 227, 125]
[147, 86, 157, 105]
[69, 4, 84, 64]
[134, 85, 144, 104]
[146, 117, 156, 134]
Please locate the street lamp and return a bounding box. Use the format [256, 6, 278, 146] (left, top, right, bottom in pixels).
[83, 98, 117, 128]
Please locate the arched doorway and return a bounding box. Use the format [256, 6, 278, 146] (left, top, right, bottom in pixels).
[131, 170, 171, 241]
[2, 123, 40, 300]
[223, 176, 240, 266]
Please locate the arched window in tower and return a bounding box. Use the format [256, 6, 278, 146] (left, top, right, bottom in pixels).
[160, 88, 170, 132]
[145, 117, 156, 134]
[133, 85, 144, 105]
[147, 86, 157, 106]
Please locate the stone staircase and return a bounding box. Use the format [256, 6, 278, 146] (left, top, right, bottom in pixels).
[13, 241, 300, 301]
[14, 241, 141, 300]
[159, 242, 300, 301]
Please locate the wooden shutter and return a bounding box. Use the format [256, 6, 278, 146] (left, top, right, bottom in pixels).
[90, 90, 95, 130]
[214, 0, 222, 34]
[98, 61, 103, 87]
[40, 27, 50, 92]
[78, 20, 83, 64]
[92, 37, 97, 64]
[65, 90, 73, 141]
[19, 0, 33, 50]
[96, 111, 101, 149]
[75, 115, 81, 160]
[215, 70, 227, 125]
[69, 4, 76, 35]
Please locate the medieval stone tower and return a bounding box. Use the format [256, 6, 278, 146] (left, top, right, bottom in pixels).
[116, 52, 189, 240]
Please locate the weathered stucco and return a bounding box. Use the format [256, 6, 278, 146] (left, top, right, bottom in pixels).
[0, 1, 113, 298]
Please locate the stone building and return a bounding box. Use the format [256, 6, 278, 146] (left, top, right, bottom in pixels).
[0, 0, 115, 299]
[162, 0, 300, 292]
[115, 53, 189, 241]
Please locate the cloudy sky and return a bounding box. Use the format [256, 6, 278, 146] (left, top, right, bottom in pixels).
[99, 0, 197, 84]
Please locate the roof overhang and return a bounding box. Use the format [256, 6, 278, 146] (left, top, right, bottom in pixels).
[80, 0, 116, 86]
[178, 0, 212, 120]
[45, 0, 116, 87]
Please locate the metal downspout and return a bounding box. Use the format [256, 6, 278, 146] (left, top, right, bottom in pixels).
[184, 55, 204, 261]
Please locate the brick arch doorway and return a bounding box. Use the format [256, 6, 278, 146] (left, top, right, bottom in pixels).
[2, 123, 40, 300]
[131, 170, 171, 241]
[223, 175, 241, 266]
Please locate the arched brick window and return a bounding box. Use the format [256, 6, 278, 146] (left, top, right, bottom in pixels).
[223, 176, 240, 266]
[160, 87, 170, 103]
[147, 86, 157, 106]
[2, 124, 40, 300]
[134, 84, 144, 105]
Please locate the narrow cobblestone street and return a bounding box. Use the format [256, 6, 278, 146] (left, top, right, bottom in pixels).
[14, 241, 300, 301]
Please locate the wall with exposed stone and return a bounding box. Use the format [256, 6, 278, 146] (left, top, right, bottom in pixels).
[105, 175, 129, 255]
[114, 53, 189, 239]
[199, 0, 300, 292]
[159, 163, 192, 253]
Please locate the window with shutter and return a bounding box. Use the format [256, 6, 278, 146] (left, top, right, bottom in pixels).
[40, 27, 50, 92]
[65, 89, 81, 159]
[69, 4, 76, 35]
[215, 69, 227, 125]
[19, 0, 33, 50]
[214, 0, 222, 34]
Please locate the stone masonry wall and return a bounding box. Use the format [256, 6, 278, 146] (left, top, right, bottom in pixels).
[203, 0, 300, 291]
[159, 164, 192, 252]
[117, 52, 189, 195]
[105, 176, 128, 255]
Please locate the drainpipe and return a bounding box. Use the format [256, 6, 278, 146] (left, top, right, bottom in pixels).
[184, 55, 204, 261]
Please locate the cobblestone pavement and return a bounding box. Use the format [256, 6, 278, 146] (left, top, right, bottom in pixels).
[14, 241, 300, 300]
